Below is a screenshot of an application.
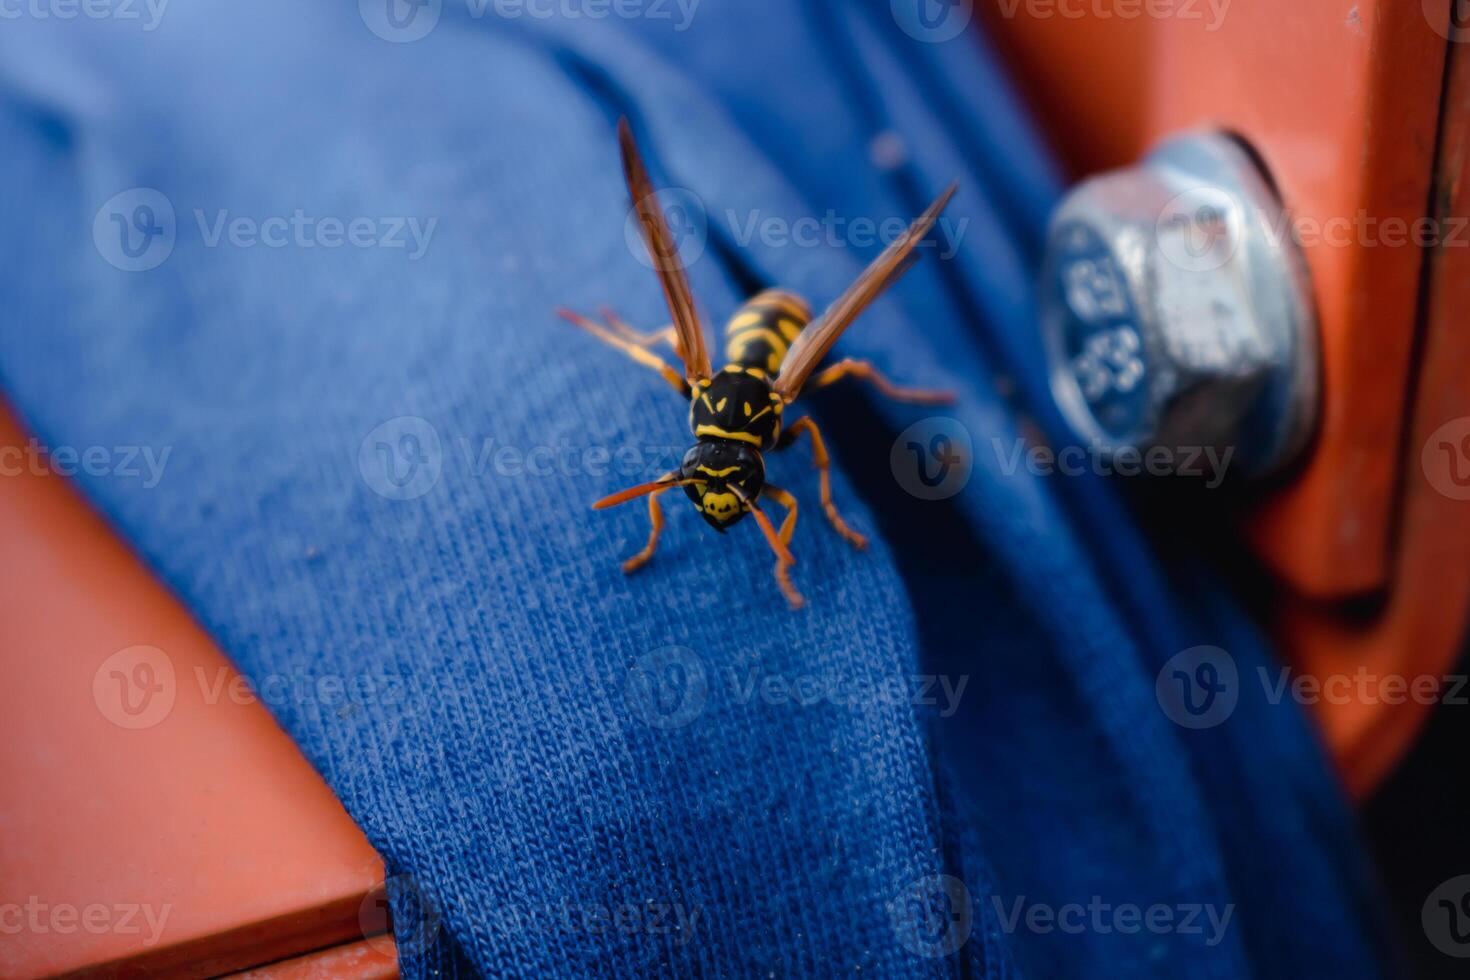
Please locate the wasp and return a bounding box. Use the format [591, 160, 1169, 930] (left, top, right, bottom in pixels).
[560, 119, 956, 608]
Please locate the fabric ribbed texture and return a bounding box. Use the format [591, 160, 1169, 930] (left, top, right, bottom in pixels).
[0, 1, 1389, 976]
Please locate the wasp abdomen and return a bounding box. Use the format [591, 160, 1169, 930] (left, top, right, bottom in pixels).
[724, 289, 811, 375]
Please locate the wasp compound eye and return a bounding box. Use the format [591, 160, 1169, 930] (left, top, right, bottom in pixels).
[680, 445, 702, 478]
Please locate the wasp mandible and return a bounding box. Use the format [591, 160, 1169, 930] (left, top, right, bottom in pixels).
[560, 119, 957, 608]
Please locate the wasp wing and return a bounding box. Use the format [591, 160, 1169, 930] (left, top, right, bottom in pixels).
[774, 182, 957, 402]
[618, 117, 712, 385]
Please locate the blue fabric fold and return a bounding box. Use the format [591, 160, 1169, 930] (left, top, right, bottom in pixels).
[0, 1, 1388, 976]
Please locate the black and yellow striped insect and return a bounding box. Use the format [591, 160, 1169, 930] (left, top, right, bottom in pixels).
[559, 119, 956, 608]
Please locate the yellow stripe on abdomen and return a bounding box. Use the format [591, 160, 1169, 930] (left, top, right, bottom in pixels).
[723, 290, 812, 374]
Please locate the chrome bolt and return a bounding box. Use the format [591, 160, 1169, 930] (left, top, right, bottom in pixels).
[1039, 132, 1319, 478]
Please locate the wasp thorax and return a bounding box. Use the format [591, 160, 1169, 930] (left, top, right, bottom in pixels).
[680, 440, 764, 530]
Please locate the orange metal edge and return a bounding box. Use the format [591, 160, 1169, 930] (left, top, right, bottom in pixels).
[982, 0, 1467, 793]
[60, 896, 379, 980]
[1280, 31, 1470, 795]
[227, 936, 399, 980]
[0, 403, 387, 978]
[1240, 1, 1447, 599]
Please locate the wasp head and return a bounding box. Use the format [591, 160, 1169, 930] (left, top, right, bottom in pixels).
[680, 440, 764, 531]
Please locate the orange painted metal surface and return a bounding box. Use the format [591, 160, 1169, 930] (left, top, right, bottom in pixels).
[0, 405, 385, 977]
[229, 937, 399, 980]
[984, 0, 1465, 791]
[1278, 31, 1470, 795]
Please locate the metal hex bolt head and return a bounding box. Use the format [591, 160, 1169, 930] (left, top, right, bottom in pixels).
[1040, 133, 1319, 478]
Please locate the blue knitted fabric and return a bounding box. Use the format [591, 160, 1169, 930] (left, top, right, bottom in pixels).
[0, 1, 1389, 976]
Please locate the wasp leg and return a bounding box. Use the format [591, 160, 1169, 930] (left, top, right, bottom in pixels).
[781, 417, 868, 550]
[809, 358, 954, 405]
[760, 484, 804, 609]
[556, 308, 690, 396]
[621, 473, 675, 574]
[762, 485, 799, 546]
[600, 308, 679, 350]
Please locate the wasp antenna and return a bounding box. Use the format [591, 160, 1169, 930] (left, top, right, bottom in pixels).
[593, 478, 684, 510]
[731, 485, 795, 567]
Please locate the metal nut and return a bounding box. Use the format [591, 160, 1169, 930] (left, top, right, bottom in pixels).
[1039, 132, 1319, 478]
